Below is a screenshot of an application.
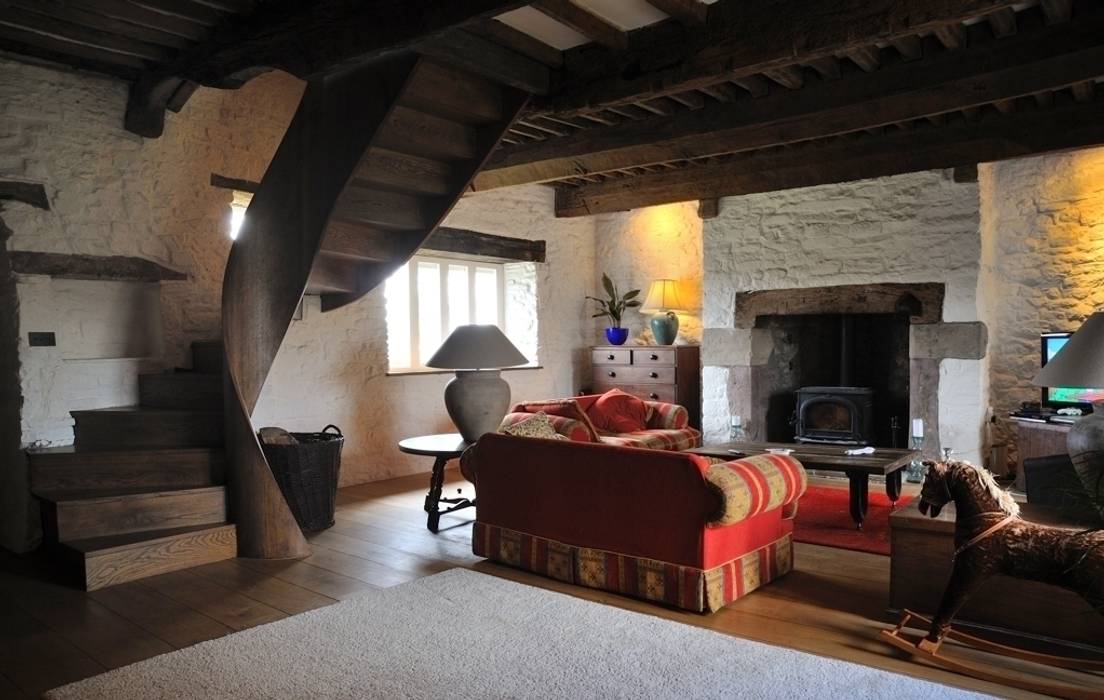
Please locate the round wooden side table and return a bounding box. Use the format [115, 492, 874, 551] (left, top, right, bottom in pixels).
[398, 433, 472, 533]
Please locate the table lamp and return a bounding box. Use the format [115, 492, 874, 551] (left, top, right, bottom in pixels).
[641, 279, 686, 345]
[426, 324, 528, 442]
[1032, 311, 1104, 519]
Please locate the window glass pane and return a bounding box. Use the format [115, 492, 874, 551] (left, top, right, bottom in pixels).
[447, 264, 470, 332]
[474, 267, 498, 325]
[417, 261, 441, 365]
[384, 263, 411, 369]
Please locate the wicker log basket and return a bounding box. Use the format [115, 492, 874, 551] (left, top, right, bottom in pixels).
[259, 425, 343, 533]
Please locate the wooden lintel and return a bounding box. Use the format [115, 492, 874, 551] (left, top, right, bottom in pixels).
[0, 181, 49, 210]
[423, 227, 545, 263]
[210, 174, 260, 193]
[697, 198, 719, 219]
[478, 10, 1104, 191]
[733, 283, 946, 328]
[10, 252, 188, 283]
[553, 96, 1104, 216]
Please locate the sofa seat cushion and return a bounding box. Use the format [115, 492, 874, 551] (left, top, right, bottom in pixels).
[586, 388, 649, 433]
[500, 412, 591, 442]
[704, 454, 807, 527]
[598, 427, 702, 452]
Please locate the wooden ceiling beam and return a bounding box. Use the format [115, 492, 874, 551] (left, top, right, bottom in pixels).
[415, 29, 551, 94]
[985, 8, 1018, 37]
[0, 7, 177, 62]
[530, 0, 628, 50]
[644, 0, 708, 26]
[468, 18, 564, 68]
[539, 0, 1025, 116]
[124, 0, 528, 137]
[845, 46, 881, 73]
[553, 97, 1104, 216]
[1041, 0, 1073, 24]
[3, 0, 194, 50]
[477, 11, 1104, 190]
[66, 0, 210, 41]
[933, 23, 968, 50]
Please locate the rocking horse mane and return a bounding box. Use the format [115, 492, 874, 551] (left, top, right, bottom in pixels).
[946, 459, 1020, 517]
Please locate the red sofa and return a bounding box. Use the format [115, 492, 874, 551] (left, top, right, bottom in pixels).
[461, 433, 806, 612]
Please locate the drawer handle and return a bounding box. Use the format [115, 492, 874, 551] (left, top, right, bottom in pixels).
[649, 372, 658, 378]
[650, 354, 658, 360]
[607, 354, 615, 360]
[649, 393, 659, 400]
[607, 371, 616, 378]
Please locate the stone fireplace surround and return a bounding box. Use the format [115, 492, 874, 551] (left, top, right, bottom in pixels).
[701, 282, 988, 462]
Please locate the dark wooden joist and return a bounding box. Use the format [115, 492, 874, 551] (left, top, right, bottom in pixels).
[423, 227, 545, 263]
[124, 0, 528, 137]
[0, 181, 49, 210]
[415, 29, 551, 94]
[644, 0, 708, 26]
[9, 252, 187, 282]
[3, 0, 194, 50]
[554, 95, 1104, 216]
[467, 18, 564, 68]
[697, 198, 719, 219]
[210, 173, 259, 193]
[530, 0, 628, 50]
[476, 10, 1104, 190]
[540, 0, 1026, 116]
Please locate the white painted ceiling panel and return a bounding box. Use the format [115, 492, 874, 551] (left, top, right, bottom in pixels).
[574, 0, 669, 29]
[496, 7, 591, 49]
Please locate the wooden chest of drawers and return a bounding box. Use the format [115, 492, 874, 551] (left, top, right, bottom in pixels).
[587, 345, 701, 429]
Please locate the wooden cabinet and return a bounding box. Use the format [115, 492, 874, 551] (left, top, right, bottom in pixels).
[1011, 419, 1070, 491]
[587, 345, 700, 428]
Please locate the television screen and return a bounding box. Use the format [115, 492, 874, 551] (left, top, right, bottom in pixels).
[1041, 332, 1104, 406]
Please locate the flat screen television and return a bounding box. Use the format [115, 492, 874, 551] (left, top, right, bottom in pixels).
[1040, 331, 1104, 409]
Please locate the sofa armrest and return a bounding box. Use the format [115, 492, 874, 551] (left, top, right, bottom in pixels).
[643, 401, 689, 429]
[704, 455, 806, 527]
[499, 412, 594, 442]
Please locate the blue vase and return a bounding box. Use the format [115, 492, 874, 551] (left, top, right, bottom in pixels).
[605, 327, 629, 345]
[650, 312, 680, 345]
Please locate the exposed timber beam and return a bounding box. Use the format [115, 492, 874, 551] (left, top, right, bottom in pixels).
[644, 0, 708, 26]
[530, 0, 628, 50]
[1041, 0, 1073, 24]
[423, 227, 546, 262]
[541, 0, 1024, 116]
[475, 11, 1104, 190]
[415, 29, 551, 94]
[0, 180, 49, 210]
[10, 252, 187, 282]
[553, 97, 1104, 216]
[125, 0, 527, 137]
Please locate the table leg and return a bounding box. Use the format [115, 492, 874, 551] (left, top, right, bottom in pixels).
[885, 469, 903, 506]
[424, 455, 448, 533]
[846, 470, 869, 530]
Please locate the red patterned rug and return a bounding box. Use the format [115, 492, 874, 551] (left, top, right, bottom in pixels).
[792, 485, 914, 556]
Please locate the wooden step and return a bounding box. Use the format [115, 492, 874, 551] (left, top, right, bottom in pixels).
[354, 148, 455, 196]
[27, 446, 223, 492]
[376, 106, 477, 161]
[139, 371, 222, 409]
[331, 184, 432, 231]
[72, 407, 224, 450]
[320, 221, 412, 263]
[191, 340, 222, 374]
[63, 523, 237, 591]
[39, 485, 228, 542]
[306, 255, 360, 295]
[400, 61, 504, 124]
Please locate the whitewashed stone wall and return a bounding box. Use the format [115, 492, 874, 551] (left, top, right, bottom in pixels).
[594, 202, 703, 344]
[979, 148, 1104, 463]
[702, 170, 987, 462]
[255, 185, 597, 484]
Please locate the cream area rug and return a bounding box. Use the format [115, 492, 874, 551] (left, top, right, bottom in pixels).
[47, 569, 989, 699]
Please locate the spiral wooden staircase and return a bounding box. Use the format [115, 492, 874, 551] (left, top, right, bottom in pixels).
[223, 53, 528, 558]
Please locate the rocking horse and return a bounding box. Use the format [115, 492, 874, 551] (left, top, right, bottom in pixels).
[881, 459, 1104, 699]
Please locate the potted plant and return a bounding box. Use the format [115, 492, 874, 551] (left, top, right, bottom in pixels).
[588, 274, 641, 345]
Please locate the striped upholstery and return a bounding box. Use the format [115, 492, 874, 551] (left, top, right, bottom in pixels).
[704, 454, 807, 527]
[473, 521, 793, 613]
[509, 399, 600, 441]
[643, 401, 689, 429]
[598, 428, 702, 451]
[499, 412, 592, 443]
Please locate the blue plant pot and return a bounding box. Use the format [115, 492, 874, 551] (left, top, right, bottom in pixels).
[605, 327, 629, 345]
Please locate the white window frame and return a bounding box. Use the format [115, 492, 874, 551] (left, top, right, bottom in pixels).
[387, 254, 507, 372]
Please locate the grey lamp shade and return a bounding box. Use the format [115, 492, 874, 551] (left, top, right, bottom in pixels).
[425, 324, 528, 370]
[1033, 312, 1104, 388]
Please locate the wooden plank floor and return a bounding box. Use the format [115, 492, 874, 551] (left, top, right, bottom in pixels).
[0, 471, 1093, 698]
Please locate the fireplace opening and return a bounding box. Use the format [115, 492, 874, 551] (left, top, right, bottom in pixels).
[757, 312, 910, 448]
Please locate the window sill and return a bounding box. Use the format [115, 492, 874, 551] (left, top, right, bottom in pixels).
[386, 365, 543, 377]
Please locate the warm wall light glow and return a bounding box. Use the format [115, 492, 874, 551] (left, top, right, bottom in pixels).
[228, 190, 253, 241]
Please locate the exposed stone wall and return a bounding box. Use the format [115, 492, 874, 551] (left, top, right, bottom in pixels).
[702, 170, 987, 462]
[255, 185, 597, 484]
[593, 202, 703, 344]
[0, 210, 30, 551]
[979, 148, 1104, 463]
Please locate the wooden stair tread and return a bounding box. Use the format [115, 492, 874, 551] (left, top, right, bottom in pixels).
[34, 484, 224, 504]
[399, 61, 504, 124]
[332, 183, 433, 231]
[64, 523, 235, 555]
[376, 106, 478, 162]
[353, 148, 454, 196]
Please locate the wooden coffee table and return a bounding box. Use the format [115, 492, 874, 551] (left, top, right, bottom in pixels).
[398, 433, 472, 533]
[686, 441, 918, 529]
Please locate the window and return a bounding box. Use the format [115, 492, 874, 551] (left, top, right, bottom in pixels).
[385, 254, 511, 371]
[228, 190, 253, 240]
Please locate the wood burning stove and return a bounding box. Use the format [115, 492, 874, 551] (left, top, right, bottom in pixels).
[794, 386, 874, 445]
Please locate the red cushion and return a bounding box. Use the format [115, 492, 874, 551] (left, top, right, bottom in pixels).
[510, 399, 600, 442]
[587, 388, 649, 433]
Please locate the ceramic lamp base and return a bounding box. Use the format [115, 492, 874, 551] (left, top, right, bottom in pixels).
[650, 311, 679, 345]
[443, 370, 510, 443]
[1068, 399, 1104, 521]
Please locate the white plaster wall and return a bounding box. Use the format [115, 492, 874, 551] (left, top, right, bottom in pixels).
[701, 170, 986, 457]
[255, 185, 598, 484]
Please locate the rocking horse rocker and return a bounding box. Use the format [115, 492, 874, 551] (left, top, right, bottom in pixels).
[881, 459, 1104, 699]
